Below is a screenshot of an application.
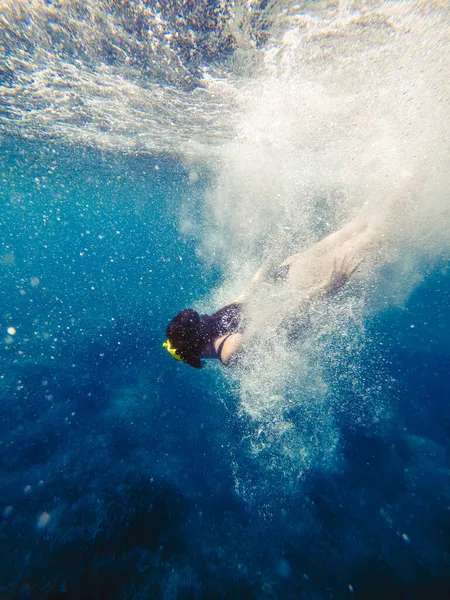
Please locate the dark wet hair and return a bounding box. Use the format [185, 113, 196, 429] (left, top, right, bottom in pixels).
[166, 304, 245, 369]
[165, 309, 210, 369]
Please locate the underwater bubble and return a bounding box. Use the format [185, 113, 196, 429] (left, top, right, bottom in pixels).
[277, 559, 292, 578]
[188, 170, 199, 183]
[36, 511, 51, 529]
[0, 252, 15, 265]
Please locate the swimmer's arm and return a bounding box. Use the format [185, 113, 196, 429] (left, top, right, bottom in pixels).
[232, 266, 268, 304]
[233, 233, 287, 304]
[218, 333, 245, 365]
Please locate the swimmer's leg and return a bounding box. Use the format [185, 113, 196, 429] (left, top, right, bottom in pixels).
[333, 221, 384, 262]
[279, 208, 371, 268]
[283, 210, 386, 290]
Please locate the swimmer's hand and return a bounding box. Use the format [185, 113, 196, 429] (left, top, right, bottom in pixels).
[233, 265, 267, 303]
[233, 234, 287, 303]
[263, 232, 286, 263]
[321, 256, 362, 296]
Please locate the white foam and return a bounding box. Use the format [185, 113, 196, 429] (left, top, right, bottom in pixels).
[200, 0, 450, 481]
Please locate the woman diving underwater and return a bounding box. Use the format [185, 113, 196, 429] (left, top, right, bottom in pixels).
[163, 209, 382, 369]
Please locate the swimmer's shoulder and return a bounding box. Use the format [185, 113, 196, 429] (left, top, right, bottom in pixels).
[214, 333, 244, 365]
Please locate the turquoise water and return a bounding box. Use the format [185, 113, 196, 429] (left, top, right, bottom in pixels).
[1, 1, 450, 598]
[2, 134, 450, 600]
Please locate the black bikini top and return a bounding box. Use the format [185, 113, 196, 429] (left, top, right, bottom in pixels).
[201, 303, 244, 339]
[199, 303, 244, 363]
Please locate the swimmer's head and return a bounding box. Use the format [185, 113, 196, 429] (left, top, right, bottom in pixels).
[165, 309, 205, 368]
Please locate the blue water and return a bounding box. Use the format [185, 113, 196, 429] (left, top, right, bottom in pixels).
[1, 137, 450, 599]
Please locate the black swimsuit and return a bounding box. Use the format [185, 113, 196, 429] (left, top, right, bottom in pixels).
[205, 269, 289, 362]
[200, 303, 245, 363]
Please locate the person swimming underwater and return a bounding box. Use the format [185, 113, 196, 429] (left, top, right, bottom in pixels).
[164, 210, 381, 368]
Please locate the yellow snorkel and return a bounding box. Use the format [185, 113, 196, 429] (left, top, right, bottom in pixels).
[163, 339, 182, 362]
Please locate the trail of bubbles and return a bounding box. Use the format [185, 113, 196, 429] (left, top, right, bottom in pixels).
[198, 0, 449, 490]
